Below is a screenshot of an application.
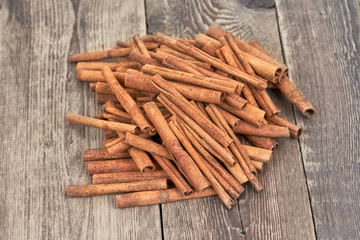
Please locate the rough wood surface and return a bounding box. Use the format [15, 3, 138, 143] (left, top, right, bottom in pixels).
[0, 0, 161, 239]
[146, 0, 316, 239]
[276, 0, 360, 239]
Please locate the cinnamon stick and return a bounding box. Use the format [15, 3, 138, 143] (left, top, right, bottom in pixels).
[133, 34, 151, 57]
[267, 115, 303, 138]
[92, 170, 168, 184]
[76, 70, 125, 83]
[128, 147, 155, 172]
[124, 133, 172, 159]
[83, 148, 131, 161]
[277, 76, 316, 118]
[76, 61, 140, 71]
[242, 145, 273, 163]
[66, 113, 140, 134]
[70, 48, 131, 62]
[116, 188, 216, 208]
[232, 119, 290, 138]
[87, 158, 140, 175]
[66, 178, 167, 197]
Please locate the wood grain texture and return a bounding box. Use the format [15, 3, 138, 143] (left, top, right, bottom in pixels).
[276, 0, 360, 239]
[0, 0, 161, 239]
[146, 0, 316, 239]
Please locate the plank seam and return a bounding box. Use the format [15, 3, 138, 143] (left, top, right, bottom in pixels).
[274, 3, 318, 240]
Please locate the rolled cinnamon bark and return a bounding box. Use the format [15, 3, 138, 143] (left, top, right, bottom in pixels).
[106, 140, 131, 155]
[232, 119, 290, 138]
[151, 154, 193, 196]
[116, 188, 216, 208]
[242, 145, 273, 163]
[87, 158, 140, 175]
[102, 66, 154, 133]
[157, 94, 236, 166]
[143, 101, 209, 191]
[238, 50, 282, 83]
[92, 170, 168, 184]
[66, 178, 168, 197]
[83, 148, 131, 161]
[277, 76, 316, 118]
[217, 102, 265, 127]
[150, 75, 233, 149]
[169, 120, 234, 208]
[76, 61, 140, 71]
[128, 147, 155, 172]
[124, 69, 225, 104]
[142, 64, 242, 94]
[66, 114, 140, 134]
[69, 48, 131, 62]
[101, 113, 132, 124]
[77, 70, 125, 83]
[267, 115, 303, 138]
[124, 133, 172, 159]
[245, 135, 279, 151]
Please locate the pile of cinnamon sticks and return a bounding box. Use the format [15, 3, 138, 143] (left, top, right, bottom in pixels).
[66, 24, 315, 209]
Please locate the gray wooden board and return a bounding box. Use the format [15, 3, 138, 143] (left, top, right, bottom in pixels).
[0, 0, 162, 239]
[276, 0, 360, 239]
[146, 0, 316, 239]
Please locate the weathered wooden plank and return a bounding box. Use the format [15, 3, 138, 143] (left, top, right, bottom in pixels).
[146, 0, 316, 239]
[276, 0, 360, 239]
[0, 0, 161, 239]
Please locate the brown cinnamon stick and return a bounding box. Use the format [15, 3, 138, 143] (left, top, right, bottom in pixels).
[70, 48, 131, 62]
[92, 170, 168, 184]
[66, 178, 167, 197]
[88, 158, 140, 175]
[133, 34, 151, 57]
[66, 113, 140, 134]
[232, 119, 290, 138]
[116, 188, 216, 208]
[267, 115, 303, 138]
[76, 61, 140, 71]
[242, 145, 273, 163]
[83, 148, 131, 161]
[277, 76, 316, 118]
[124, 133, 172, 159]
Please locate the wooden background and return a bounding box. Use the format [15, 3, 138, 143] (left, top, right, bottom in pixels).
[0, 0, 359, 239]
